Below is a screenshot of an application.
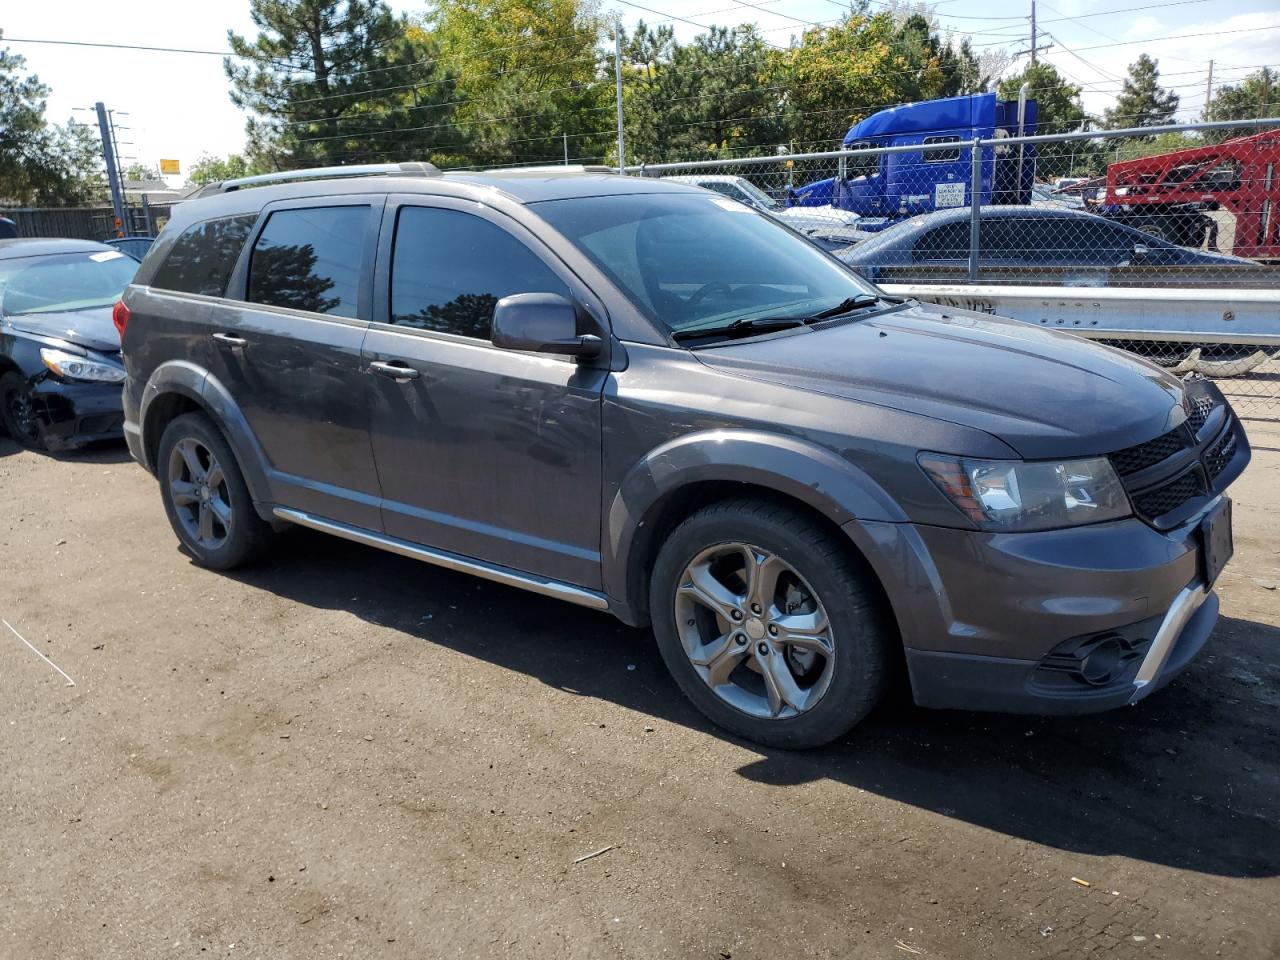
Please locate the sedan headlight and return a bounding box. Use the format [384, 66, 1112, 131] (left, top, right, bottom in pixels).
[40, 348, 125, 384]
[918, 453, 1131, 531]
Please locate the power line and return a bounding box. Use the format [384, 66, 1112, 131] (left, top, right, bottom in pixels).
[972, 23, 1280, 51]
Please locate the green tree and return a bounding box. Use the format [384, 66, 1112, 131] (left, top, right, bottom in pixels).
[1103, 54, 1179, 132]
[186, 153, 254, 186]
[998, 62, 1097, 176]
[670, 25, 782, 158]
[615, 20, 683, 163]
[1202, 67, 1277, 142]
[38, 121, 106, 205]
[0, 38, 49, 201]
[427, 0, 607, 166]
[0, 35, 103, 204]
[773, 11, 904, 149]
[123, 163, 162, 181]
[226, 0, 468, 169]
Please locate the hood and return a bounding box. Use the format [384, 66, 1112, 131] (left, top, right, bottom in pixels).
[694, 302, 1185, 460]
[3, 307, 120, 354]
[775, 206, 860, 228]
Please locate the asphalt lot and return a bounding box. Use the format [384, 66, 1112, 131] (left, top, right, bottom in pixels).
[2, 419, 1278, 960]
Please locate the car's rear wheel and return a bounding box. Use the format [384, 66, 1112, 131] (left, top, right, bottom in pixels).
[157, 412, 272, 569]
[0, 372, 45, 450]
[650, 498, 891, 748]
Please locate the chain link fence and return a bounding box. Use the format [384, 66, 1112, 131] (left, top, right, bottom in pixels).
[632, 119, 1280, 419]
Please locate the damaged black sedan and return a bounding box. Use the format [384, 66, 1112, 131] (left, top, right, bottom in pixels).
[0, 239, 136, 451]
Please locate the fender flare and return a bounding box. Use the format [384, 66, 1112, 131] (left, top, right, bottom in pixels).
[602, 428, 908, 617]
[139, 361, 272, 509]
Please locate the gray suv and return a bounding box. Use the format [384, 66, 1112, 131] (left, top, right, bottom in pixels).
[117, 163, 1248, 748]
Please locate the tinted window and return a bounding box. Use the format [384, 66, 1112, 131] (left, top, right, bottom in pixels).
[389, 207, 568, 339]
[977, 220, 1024, 259]
[151, 215, 256, 296]
[248, 206, 369, 317]
[913, 221, 969, 261]
[979, 216, 1130, 265]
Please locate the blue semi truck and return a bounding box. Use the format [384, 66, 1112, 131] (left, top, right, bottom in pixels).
[788, 91, 1038, 229]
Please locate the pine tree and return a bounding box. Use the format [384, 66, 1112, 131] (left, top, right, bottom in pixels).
[226, 1, 469, 169]
[1103, 54, 1179, 132]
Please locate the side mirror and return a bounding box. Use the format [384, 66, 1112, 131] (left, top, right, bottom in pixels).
[1132, 243, 1151, 262]
[492, 293, 602, 359]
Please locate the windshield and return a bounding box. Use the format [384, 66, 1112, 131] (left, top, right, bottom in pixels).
[730, 178, 781, 211]
[534, 193, 880, 335]
[0, 250, 137, 316]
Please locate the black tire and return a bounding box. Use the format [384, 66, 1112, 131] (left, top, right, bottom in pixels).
[0, 372, 46, 450]
[156, 411, 273, 570]
[1134, 219, 1170, 242]
[649, 498, 892, 749]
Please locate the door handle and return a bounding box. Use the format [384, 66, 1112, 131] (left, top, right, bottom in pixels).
[369, 360, 421, 381]
[212, 332, 247, 348]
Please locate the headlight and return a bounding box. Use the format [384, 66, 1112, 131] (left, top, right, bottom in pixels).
[918, 453, 1131, 531]
[39, 348, 125, 383]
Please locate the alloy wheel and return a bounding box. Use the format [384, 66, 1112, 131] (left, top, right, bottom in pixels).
[673, 542, 835, 720]
[167, 437, 232, 550]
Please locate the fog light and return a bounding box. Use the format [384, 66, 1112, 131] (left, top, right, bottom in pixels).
[1078, 637, 1124, 686]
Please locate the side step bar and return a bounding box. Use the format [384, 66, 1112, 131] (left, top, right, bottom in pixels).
[272, 507, 610, 612]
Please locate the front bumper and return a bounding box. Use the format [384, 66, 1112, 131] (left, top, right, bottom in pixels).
[902, 583, 1218, 714]
[846, 498, 1227, 715]
[26, 376, 125, 451]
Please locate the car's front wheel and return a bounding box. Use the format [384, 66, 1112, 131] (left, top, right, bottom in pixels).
[157, 412, 273, 569]
[650, 498, 892, 748]
[0, 372, 45, 450]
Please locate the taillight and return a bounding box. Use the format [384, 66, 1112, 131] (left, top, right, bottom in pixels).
[112, 300, 130, 341]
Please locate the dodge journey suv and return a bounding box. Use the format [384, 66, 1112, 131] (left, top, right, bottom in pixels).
[118, 163, 1248, 748]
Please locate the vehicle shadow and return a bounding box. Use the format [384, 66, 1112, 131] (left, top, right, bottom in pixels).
[0, 434, 132, 463]
[226, 528, 1280, 880]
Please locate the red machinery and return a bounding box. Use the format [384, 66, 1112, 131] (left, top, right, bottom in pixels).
[1099, 131, 1280, 260]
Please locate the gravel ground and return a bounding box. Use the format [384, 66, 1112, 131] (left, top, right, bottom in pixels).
[2, 420, 1278, 960]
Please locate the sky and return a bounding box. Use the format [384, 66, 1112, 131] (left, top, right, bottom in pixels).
[2, 0, 1277, 184]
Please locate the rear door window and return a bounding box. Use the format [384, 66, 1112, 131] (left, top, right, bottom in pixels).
[912, 221, 969, 261]
[388, 206, 568, 340]
[150, 215, 256, 296]
[247, 206, 370, 318]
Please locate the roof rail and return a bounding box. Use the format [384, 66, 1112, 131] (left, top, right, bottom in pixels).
[193, 161, 441, 197]
[474, 164, 617, 177]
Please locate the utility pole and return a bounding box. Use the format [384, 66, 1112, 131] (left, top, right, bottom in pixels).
[1012, 2, 1051, 64]
[94, 102, 127, 239]
[564, 131, 570, 165]
[613, 30, 626, 175]
[1205, 59, 1214, 115]
[1030, 0, 1038, 67]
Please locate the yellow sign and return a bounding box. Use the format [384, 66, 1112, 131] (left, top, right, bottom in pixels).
[159, 158, 181, 175]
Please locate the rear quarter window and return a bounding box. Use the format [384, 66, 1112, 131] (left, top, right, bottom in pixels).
[149, 214, 257, 297]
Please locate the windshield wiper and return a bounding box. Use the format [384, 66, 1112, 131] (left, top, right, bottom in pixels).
[671, 316, 806, 342]
[808, 293, 880, 320]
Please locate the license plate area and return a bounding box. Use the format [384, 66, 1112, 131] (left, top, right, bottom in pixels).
[1200, 498, 1233, 586]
